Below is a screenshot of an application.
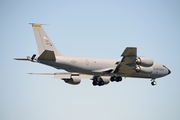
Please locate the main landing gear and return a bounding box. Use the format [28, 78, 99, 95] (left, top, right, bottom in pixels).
[92, 80, 105, 86]
[110, 76, 122, 82]
[92, 76, 105, 86]
[151, 79, 157, 86]
[92, 76, 122, 86]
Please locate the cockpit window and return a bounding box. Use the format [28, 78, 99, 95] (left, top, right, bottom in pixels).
[163, 65, 168, 69]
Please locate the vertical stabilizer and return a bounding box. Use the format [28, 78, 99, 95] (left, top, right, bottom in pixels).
[30, 23, 62, 59]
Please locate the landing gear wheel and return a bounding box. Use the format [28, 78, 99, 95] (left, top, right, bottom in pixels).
[110, 76, 122, 82]
[92, 80, 99, 86]
[110, 76, 116, 82]
[99, 81, 105, 86]
[116, 76, 122, 82]
[151, 81, 157, 86]
[92, 81, 97, 86]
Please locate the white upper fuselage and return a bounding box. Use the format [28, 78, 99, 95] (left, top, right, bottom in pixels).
[38, 56, 170, 79]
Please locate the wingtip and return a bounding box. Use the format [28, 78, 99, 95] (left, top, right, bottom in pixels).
[121, 47, 137, 56]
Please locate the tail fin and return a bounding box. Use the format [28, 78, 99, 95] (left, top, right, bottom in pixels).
[30, 23, 62, 60]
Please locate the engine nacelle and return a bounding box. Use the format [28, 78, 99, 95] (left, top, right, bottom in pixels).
[64, 76, 81, 85]
[136, 56, 154, 67]
[135, 66, 153, 74]
[100, 76, 110, 85]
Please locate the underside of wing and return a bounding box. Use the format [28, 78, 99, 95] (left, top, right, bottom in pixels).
[92, 68, 114, 74]
[29, 72, 93, 85]
[114, 47, 137, 76]
[54, 73, 92, 79]
[29, 72, 93, 79]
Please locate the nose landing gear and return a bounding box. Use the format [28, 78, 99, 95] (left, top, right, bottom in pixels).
[151, 79, 157, 86]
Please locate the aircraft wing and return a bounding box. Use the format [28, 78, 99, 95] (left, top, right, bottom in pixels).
[121, 47, 137, 56]
[113, 47, 137, 76]
[29, 72, 93, 79]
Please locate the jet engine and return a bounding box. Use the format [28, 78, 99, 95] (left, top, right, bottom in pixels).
[135, 66, 153, 74]
[64, 76, 81, 85]
[136, 56, 154, 67]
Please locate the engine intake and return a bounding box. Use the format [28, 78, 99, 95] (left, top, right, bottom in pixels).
[136, 56, 154, 67]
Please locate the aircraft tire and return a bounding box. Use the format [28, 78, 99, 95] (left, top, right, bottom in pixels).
[99, 81, 104, 86]
[110, 76, 116, 82]
[151, 81, 157, 86]
[92, 81, 97, 86]
[116, 76, 122, 82]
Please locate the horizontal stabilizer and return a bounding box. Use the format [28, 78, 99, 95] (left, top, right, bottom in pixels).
[14, 56, 31, 61]
[14, 58, 29, 61]
[38, 50, 55, 61]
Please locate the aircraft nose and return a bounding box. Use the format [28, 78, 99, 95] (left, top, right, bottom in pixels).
[168, 69, 171, 74]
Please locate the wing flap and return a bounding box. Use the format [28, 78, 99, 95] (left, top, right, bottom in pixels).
[92, 68, 114, 73]
[54, 73, 72, 79]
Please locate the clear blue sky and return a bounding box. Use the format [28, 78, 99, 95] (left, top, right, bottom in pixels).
[0, 0, 180, 120]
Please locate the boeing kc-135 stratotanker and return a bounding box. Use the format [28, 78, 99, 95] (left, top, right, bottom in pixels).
[15, 23, 171, 86]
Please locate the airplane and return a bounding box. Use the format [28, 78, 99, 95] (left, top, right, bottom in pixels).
[14, 23, 171, 86]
